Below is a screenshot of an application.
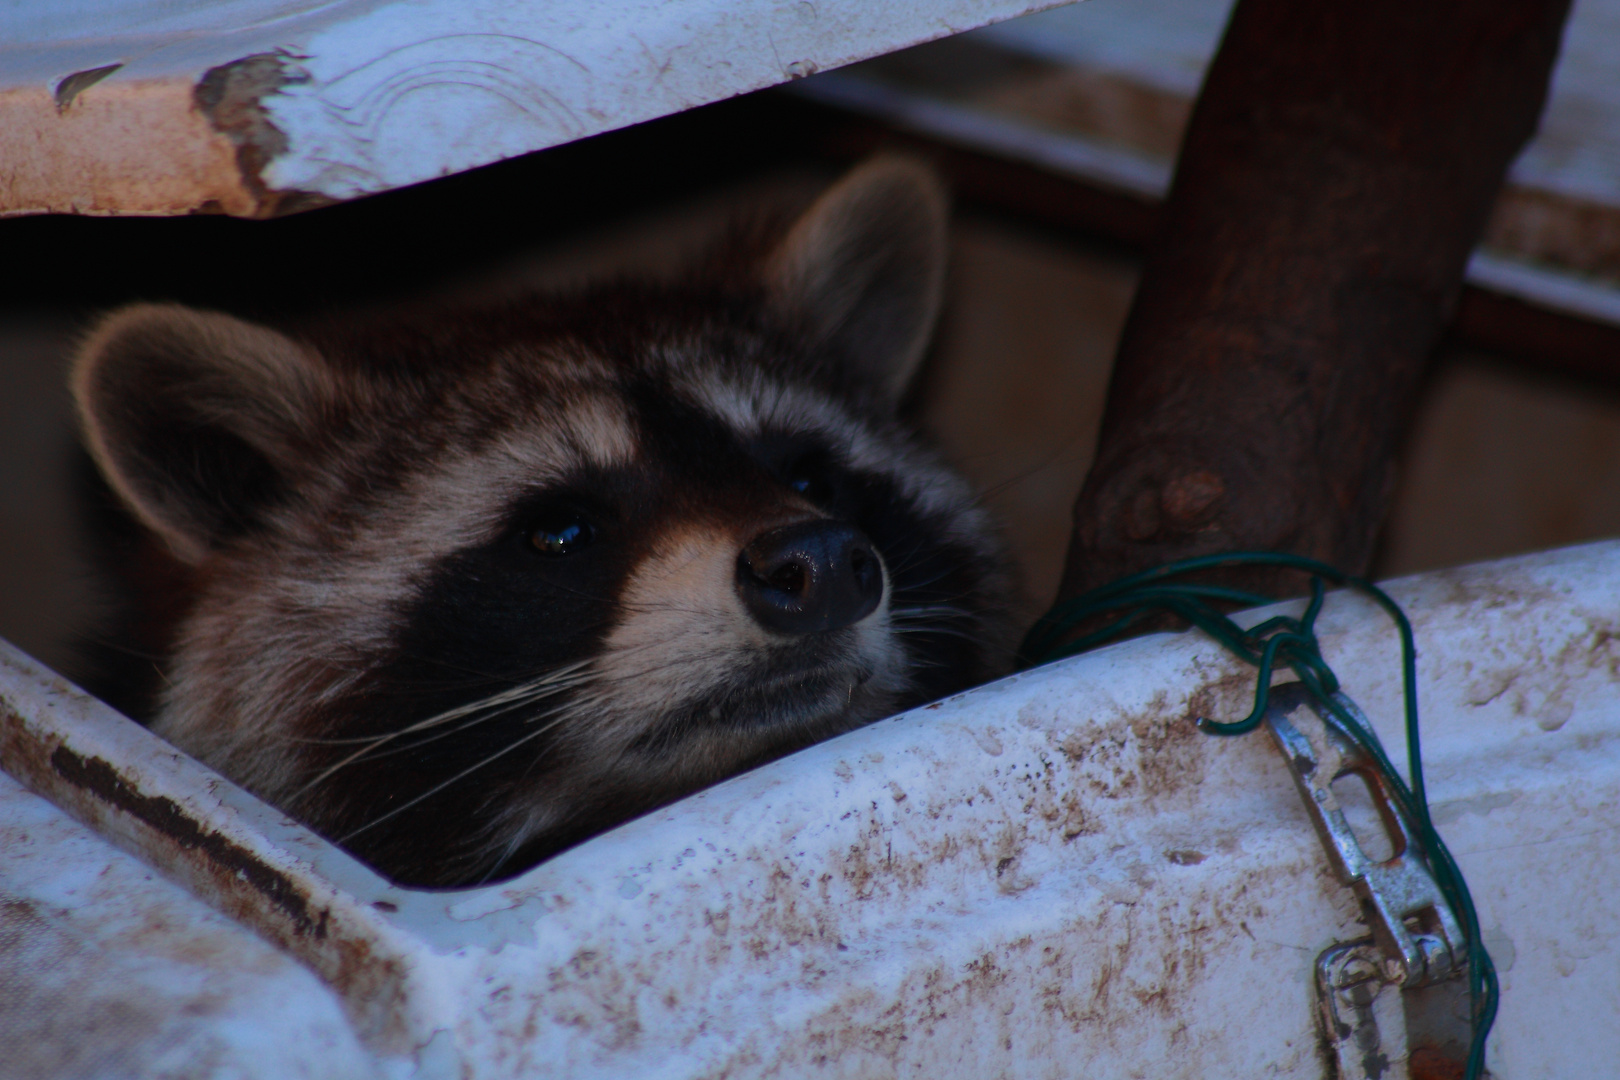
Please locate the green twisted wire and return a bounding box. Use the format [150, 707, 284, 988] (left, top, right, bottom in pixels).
[1019, 552, 1497, 1079]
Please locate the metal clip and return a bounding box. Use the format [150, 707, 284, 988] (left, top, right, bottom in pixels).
[1315, 939, 1409, 1080]
[1264, 683, 1463, 986]
[1263, 683, 1476, 1079]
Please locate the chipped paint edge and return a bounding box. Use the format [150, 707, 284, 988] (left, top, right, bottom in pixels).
[0, 0, 1074, 219]
[0, 639, 428, 1059]
[0, 75, 263, 217]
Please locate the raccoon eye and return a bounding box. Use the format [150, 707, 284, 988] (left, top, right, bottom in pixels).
[785, 459, 835, 505]
[527, 508, 594, 557]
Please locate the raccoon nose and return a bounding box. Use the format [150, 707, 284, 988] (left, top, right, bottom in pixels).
[738, 521, 884, 635]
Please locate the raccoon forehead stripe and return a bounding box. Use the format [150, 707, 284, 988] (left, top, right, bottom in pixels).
[681, 370, 975, 521]
[546, 390, 639, 468]
[412, 393, 637, 543]
[679, 370, 842, 441]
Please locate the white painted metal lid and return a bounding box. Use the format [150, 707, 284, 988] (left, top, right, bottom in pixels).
[0, 0, 1073, 218]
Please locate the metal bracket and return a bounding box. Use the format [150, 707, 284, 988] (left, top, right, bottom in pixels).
[1263, 683, 1476, 1079]
[1315, 939, 1408, 1080]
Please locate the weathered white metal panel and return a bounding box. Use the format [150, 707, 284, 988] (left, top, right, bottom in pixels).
[971, 0, 1620, 213]
[0, 772, 376, 1080]
[0, 0, 1075, 217]
[3, 541, 1619, 1077]
[797, 0, 1620, 319]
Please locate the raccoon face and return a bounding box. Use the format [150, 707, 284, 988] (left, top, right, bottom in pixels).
[71, 159, 1013, 886]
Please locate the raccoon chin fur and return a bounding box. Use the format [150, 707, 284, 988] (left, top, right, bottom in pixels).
[70, 158, 1015, 888]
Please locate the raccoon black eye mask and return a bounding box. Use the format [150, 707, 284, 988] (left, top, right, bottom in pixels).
[71, 158, 1014, 887]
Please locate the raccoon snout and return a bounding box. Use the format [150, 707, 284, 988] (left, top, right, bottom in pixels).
[737, 521, 884, 636]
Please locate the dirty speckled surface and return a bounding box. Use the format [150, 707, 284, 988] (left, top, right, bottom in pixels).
[0, 767, 376, 1080]
[3, 541, 1619, 1077]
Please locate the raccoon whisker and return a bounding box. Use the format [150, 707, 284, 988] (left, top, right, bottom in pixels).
[291, 702, 546, 795]
[887, 561, 971, 592]
[890, 610, 977, 626]
[889, 604, 976, 619]
[287, 669, 594, 790]
[890, 608, 974, 621]
[473, 832, 533, 886]
[875, 552, 931, 580]
[891, 653, 964, 675]
[890, 626, 981, 645]
[890, 624, 976, 638]
[891, 584, 988, 607]
[889, 599, 974, 615]
[969, 431, 1094, 504]
[575, 652, 729, 689]
[289, 665, 595, 746]
[890, 625, 985, 643]
[336, 714, 578, 846]
[314, 680, 583, 757]
[887, 621, 972, 637]
[379, 659, 538, 690]
[73, 635, 170, 663]
[319, 695, 580, 767]
[609, 600, 723, 620]
[882, 543, 949, 572]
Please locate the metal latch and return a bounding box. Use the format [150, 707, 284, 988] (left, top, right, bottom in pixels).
[1263, 683, 1476, 1080]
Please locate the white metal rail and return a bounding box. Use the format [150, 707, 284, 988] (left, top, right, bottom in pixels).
[3, 542, 1618, 1077]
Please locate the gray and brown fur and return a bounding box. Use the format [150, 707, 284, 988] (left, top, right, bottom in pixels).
[71, 159, 1013, 887]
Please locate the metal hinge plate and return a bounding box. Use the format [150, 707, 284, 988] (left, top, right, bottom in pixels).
[1263, 684, 1477, 1080]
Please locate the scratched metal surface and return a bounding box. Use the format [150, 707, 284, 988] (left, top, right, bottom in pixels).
[2, 541, 1618, 1078]
[0, 0, 1073, 217]
[0, 771, 376, 1080]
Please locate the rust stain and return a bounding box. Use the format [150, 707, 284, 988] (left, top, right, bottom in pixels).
[1418, 566, 1620, 732]
[0, 76, 253, 217]
[2, 695, 415, 1053]
[1408, 1045, 1467, 1080]
[1051, 667, 1251, 806]
[1485, 183, 1620, 282]
[194, 53, 331, 218]
[48, 744, 328, 940]
[0, 52, 328, 218]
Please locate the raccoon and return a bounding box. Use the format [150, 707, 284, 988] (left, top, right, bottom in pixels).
[71, 159, 1013, 887]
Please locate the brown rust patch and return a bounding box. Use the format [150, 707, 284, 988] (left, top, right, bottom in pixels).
[194, 53, 331, 218]
[1053, 669, 1251, 805]
[1130, 694, 1209, 798]
[0, 76, 254, 217]
[48, 744, 328, 940]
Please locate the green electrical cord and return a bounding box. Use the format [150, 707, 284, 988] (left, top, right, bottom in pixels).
[1019, 552, 1497, 1080]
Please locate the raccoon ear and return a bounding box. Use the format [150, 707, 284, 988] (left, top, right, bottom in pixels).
[72, 303, 334, 564]
[767, 156, 949, 407]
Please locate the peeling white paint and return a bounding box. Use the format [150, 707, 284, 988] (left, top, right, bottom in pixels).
[254, 0, 1076, 200]
[0, 0, 1074, 215]
[3, 541, 1620, 1076]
